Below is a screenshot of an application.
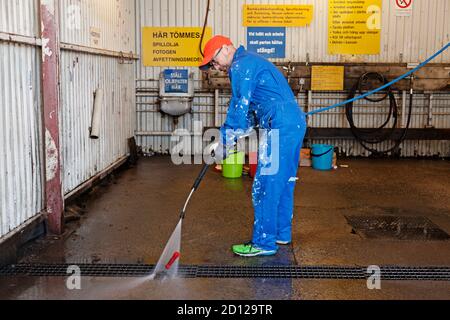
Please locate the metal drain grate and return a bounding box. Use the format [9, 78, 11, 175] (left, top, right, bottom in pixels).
[1, 264, 449, 281]
[345, 215, 450, 240]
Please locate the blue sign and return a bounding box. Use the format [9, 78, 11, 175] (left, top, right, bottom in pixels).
[247, 27, 286, 59]
[164, 69, 189, 93]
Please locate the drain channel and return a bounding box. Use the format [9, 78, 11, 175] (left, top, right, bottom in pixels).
[1, 264, 450, 281]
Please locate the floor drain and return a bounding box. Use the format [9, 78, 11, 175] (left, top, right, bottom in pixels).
[1, 264, 449, 281]
[345, 215, 450, 240]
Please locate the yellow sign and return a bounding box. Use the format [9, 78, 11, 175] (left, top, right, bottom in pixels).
[243, 5, 313, 27]
[328, 0, 382, 55]
[311, 66, 345, 91]
[142, 27, 212, 67]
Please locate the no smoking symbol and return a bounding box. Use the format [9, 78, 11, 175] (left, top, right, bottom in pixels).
[396, 0, 412, 9]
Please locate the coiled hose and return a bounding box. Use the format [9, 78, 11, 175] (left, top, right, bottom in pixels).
[345, 72, 413, 155]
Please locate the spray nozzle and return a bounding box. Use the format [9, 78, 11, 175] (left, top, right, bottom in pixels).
[165, 251, 181, 270]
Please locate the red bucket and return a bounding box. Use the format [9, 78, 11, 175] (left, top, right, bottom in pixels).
[249, 152, 258, 178]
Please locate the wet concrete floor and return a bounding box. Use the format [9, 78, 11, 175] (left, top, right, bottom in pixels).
[1, 156, 450, 299]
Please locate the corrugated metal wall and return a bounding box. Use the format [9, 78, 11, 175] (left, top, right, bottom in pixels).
[59, 0, 136, 194]
[0, 0, 38, 36]
[136, 0, 450, 81]
[135, 0, 450, 156]
[0, 0, 136, 239]
[60, 52, 135, 193]
[0, 0, 43, 238]
[59, 0, 135, 52]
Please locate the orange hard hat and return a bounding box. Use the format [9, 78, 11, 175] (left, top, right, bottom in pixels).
[199, 35, 233, 70]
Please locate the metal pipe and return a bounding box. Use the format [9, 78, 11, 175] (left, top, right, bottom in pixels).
[307, 90, 313, 127]
[402, 90, 407, 128]
[0, 32, 138, 60]
[90, 89, 103, 139]
[60, 43, 139, 60]
[214, 89, 220, 127]
[0, 31, 42, 46]
[426, 92, 434, 128]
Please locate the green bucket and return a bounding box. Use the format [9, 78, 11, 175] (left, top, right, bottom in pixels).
[222, 151, 245, 179]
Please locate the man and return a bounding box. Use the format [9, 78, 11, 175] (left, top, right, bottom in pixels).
[200, 35, 307, 257]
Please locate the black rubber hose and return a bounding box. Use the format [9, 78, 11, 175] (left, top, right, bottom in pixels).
[346, 72, 398, 144]
[345, 72, 412, 155]
[199, 0, 211, 57]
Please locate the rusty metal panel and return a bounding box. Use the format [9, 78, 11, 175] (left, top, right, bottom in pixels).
[0, 42, 43, 238]
[60, 51, 135, 194]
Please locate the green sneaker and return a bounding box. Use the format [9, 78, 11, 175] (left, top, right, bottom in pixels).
[232, 243, 277, 257]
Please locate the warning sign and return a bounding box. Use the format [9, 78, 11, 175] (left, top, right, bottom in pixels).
[395, 0, 413, 17]
[311, 66, 345, 91]
[243, 5, 313, 27]
[395, 0, 412, 9]
[328, 0, 382, 55]
[142, 27, 212, 67]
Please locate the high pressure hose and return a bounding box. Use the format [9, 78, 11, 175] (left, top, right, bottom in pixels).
[199, 0, 211, 57]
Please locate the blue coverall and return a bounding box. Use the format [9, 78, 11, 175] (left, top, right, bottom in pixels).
[220, 46, 307, 252]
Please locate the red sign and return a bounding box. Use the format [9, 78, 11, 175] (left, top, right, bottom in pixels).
[396, 0, 412, 9]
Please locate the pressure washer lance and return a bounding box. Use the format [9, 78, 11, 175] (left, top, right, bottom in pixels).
[180, 163, 210, 220]
[152, 136, 250, 278]
[150, 163, 210, 279]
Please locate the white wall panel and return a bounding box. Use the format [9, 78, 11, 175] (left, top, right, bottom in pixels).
[0, 0, 39, 36]
[0, 42, 43, 238]
[0, 0, 42, 239]
[59, 0, 136, 194]
[59, 0, 135, 52]
[60, 51, 135, 194]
